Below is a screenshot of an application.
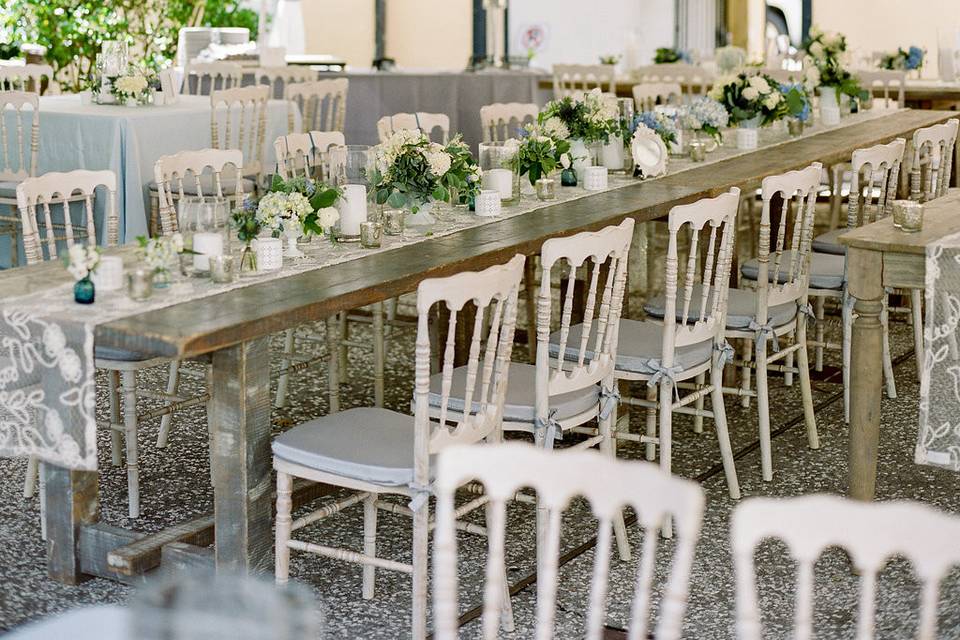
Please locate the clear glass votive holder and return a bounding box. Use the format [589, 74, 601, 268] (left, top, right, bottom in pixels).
[360, 222, 382, 248]
[535, 178, 557, 201]
[127, 267, 154, 301]
[383, 209, 405, 236]
[688, 140, 707, 162]
[893, 200, 924, 233]
[209, 255, 235, 283]
[787, 119, 804, 137]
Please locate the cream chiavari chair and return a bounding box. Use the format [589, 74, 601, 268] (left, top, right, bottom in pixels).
[552, 64, 615, 98]
[479, 102, 538, 142]
[274, 255, 525, 640]
[17, 170, 203, 518]
[633, 63, 713, 97]
[631, 82, 683, 112]
[272, 131, 345, 179]
[210, 85, 269, 182]
[182, 61, 242, 95]
[376, 112, 450, 144]
[857, 69, 907, 109]
[0, 90, 39, 267]
[733, 495, 960, 640]
[909, 118, 958, 203]
[285, 79, 348, 134]
[433, 443, 705, 640]
[254, 65, 315, 99]
[0, 64, 54, 93]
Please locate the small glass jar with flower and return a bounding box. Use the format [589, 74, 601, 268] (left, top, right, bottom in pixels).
[136, 233, 186, 288]
[65, 245, 101, 304]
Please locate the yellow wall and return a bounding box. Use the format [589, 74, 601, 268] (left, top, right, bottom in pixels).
[302, 0, 376, 68]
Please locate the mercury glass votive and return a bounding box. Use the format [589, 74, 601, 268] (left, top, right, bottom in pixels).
[209, 255, 235, 283]
[688, 140, 707, 162]
[127, 267, 154, 301]
[787, 118, 804, 136]
[535, 178, 557, 201]
[360, 222, 383, 248]
[893, 200, 924, 233]
[383, 209, 405, 236]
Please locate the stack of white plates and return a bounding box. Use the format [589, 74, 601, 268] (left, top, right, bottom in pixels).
[178, 28, 213, 67]
[213, 28, 250, 46]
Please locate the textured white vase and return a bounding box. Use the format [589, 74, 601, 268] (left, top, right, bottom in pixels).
[819, 86, 841, 126]
[736, 116, 760, 150]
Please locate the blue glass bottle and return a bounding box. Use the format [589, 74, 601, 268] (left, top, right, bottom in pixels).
[560, 168, 578, 187]
[74, 277, 95, 304]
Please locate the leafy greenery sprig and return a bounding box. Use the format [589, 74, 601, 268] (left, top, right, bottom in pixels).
[512, 131, 572, 186]
[438, 136, 481, 204]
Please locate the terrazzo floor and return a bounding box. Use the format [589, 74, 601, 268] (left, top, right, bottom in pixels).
[2, 301, 960, 639]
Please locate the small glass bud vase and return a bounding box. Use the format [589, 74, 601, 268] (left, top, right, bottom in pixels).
[74, 277, 95, 304]
[239, 243, 258, 276]
[152, 267, 172, 289]
[787, 118, 804, 137]
[892, 200, 924, 233]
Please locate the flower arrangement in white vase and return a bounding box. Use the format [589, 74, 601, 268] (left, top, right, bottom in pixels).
[253, 175, 341, 258]
[802, 26, 866, 125]
[538, 88, 618, 179]
[370, 129, 455, 226]
[711, 71, 790, 149]
[112, 70, 149, 107]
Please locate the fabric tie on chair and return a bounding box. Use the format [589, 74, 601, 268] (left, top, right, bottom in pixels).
[715, 341, 736, 369]
[748, 319, 781, 352]
[408, 481, 434, 511]
[798, 303, 816, 325]
[598, 386, 621, 420]
[646, 361, 684, 402]
[534, 409, 563, 447]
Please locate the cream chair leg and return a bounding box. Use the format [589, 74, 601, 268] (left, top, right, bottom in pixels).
[842, 293, 854, 424]
[121, 370, 140, 519]
[644, 385, 657, 461]
[881, 298, 898, 399]
[599, 401, 631, 561]
[337, 311, 349, 374]
[795, 315, 820, 450]
[326, 317, 340, 413]
[710, 361, 740, 499]
[275, 329, 295, 408]
[411, 498, 430, 640]
[524, 259, 537, 364]
[23, 456, 38, 498]
[784, 330, 795, 387]
[109, 370, 122, 466]
[692, 372, 705, 433]
[814, 297, 826, 371]
[363, 492, 378, 599]
[658, 379, 674, 539]
[156, 361, 181, 448]
[755, 338, 773, 482]
[385, 297, 397, 322]
[911, 289, 924, 381]
[373, 302, 385, 407]
[275, 470, 292, 585]
[740, 338, 752, 408]
[829, 164, 843, 231]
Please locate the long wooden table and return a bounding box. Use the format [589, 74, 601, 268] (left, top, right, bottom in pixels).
[839, 189, 960, 500]
[22, 108, 956, 584]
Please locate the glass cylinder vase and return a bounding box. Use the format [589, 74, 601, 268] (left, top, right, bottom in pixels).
[479, 142, 520, 205]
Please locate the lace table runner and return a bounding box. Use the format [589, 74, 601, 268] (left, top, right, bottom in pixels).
[0, 107, 900, 470]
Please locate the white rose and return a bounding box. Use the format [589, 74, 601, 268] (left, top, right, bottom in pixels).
[763, 92, 781, 110]
[810, 41, 824, 58]
[560, 153, 571, 169]
[742, 86, 760, 102]
[317, 207, 340, 230]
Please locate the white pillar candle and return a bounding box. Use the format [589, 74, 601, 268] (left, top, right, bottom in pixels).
[93, 255, 124, 291]
[482, 168, 513, 201]
[339, 184, 368, 237]
[192, 232, 224, 271]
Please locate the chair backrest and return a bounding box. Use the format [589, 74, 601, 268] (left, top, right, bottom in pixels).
[631, 82, 683, 112]
[538, 219, 634, 419]
[552, 64, 615, 98]
[660, 190, 739, 364]
[910, 119, 958, 202]
[154, 149, 245, 234]
[183, 62, 243, 96]
[285, 78, 348, 133]
[0, 64, 54, 94]
[857, 69, 907, 109]
[254, 65, 314, 99]
[479, 102, 539, 143]
[754, 165, 821, 318]
[16, 169, 118, 265]
[433, 442, 705, 640]
[413, 255, 525, 488]
[846, 137, 906, 229]
[633, 64, 713, 96]
[210, 85, 269, 178]
[0, 91, 40, 182]
[376, 112, 450, 144]
[733, 494, 960, 640]
[273, 131, 346, 179]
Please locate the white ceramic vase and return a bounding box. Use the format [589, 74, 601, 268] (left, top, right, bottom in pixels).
[735, 116, 761, 150]
[601, 135, 626, 172]
[819, 86, 841, 126]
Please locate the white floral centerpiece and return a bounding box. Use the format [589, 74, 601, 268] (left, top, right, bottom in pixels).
[112, 71, 150, 106]
[678, 96, 730, 147]
[371, 129, 455, 226]
[538, 88, 619, 177]
[802, 26, 866, 123]
[711, 71, 790, 149]
[137, 232, 185, 287]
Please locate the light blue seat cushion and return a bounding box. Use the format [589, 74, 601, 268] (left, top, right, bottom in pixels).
[147, 175, 255, 195]
[426, 361, 599, 424]
[0, 181, 17, 200]
[811, 228, 847, 255]
[644, 285, 797, 330]
[272, 407, 419, 486]
[94, 345, 152, 362]
[741, 250, 845, 291]
[548, 320, 713, 376]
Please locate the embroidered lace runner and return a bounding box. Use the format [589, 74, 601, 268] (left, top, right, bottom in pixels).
[0, 108, 899, 470]
[918, 229, 960, 470]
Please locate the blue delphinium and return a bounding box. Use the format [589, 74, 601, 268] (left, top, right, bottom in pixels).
[905, 46, 924, 70]
[780, 83, 811, 123]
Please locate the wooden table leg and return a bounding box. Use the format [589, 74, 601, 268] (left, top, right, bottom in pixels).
[209, 336, 273, 573]
[43, 464, 99, 583]
[847, 247, 885, 500]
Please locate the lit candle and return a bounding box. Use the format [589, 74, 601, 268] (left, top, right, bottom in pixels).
[339, 184, 368, 237]
[482, 168, 514, 201]
[192, 232, 223, 272]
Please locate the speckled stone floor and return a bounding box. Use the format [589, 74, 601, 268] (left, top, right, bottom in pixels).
[3, 290, 960, 638]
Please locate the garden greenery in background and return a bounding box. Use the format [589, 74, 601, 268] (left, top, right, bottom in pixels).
[0, 0, 258, 91]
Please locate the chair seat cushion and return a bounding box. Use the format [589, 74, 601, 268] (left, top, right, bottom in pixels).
[148, 174, 254, 196]
[644, 285, 797, 330]
[811, 228, 847, 255]
[272, 407, 418, 486]
[0, 180, 17, 200]
[741, 250, 846, 291]
[549, 320, 713, 376]
[94, 345, 153, 362]
[426, 361, 599, 424]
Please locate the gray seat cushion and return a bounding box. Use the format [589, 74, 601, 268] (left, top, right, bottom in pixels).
[0, 181, 17, 200]
[549, 320, 713, 376]
[644, 285, 797, 330]
[426, 361, 599, 425]
[148, 174, 254, 195]
[94, 345, 152, 362]
[811, 228, 847, 255]
[272, 407, 419, 486]
[741, 250, 845, 291]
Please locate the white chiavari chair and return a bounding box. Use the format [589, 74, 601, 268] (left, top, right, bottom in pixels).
[272, 131, 345, 179]
[606, 191, 740, 518]
[633, 63, 713, 97]
[909, 118, 959, 203]
[0, 90, 39, 267]
[479, 102, 539, 142]
[631, 82, 683, 112]
[285, 79, 348, 133]
[17, 170, 203, 518]
[182, 61, 242, 95]
[273, 255, 525, 640]
[552, 64, 615, 98]
[210, 85, 269, 182]
[254, 65, 315, 99]
[733, 495, 960, 640]
[857, 69, 907, 109]
[377, 112, 450, 144]
[0, 64, 54, 94]
[433, 443, 705, 640]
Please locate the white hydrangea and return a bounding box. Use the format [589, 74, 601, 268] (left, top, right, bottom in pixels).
[763, 91, 782, 110]
[115, 74, 148, 96]
[256, 191, 312, 233]
[809, 41, 824, 59]
[742, 86, 760, 102]
[374, 128, 427, 178]
[540, 116, 570, 140]
[66, 244, 100, 281]
[748, 74, 771, 94]
[142, 234, 181, 272]
[709, 74, 737, 100]
[803, 62, 821, 91]
[425, 143, 452, 177]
